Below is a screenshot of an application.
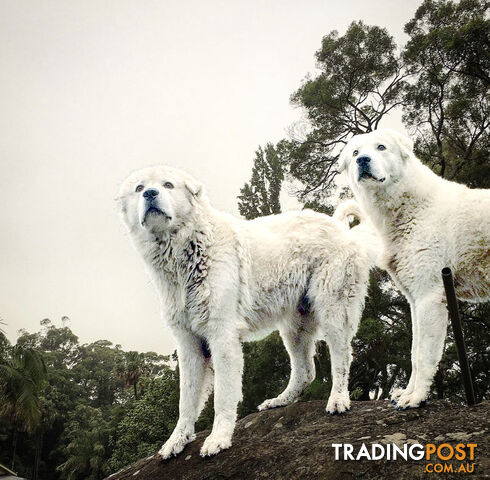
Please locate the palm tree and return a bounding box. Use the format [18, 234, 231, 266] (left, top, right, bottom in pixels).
[0, 344, 47, 469]
[57, 431, 110, 480]
[56, 405, 111, 480]
[115, 351, 146, 399]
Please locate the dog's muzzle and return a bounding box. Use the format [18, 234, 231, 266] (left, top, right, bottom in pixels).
[141, 192, 172, 226]
[357, 156, 385, 182]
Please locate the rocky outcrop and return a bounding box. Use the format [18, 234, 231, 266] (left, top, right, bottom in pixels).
[107, 399, 489, 480]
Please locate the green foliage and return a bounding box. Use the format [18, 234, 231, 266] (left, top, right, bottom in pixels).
[403, 0, 489, 186]
[57, 405, 112, 480]
[109, 374, 179, 470]
[283, 21, 409, 204]
[240, 332, 290, 415]
[0, 320, 175, 479]
[238, 143, 284, 220]
[0, 344, 47, 434]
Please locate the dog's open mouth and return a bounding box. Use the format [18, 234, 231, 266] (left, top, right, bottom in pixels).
[358, 171, 386, 182]
[142, 207, 172, 225]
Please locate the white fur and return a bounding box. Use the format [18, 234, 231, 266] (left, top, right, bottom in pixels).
[117, 166, 377, 458]
[339, 128, 490, 409]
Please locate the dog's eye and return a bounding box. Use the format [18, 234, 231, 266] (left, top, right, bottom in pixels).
[135, 184, 144, 192]
[163, 181, 174, 189]
[352, 150, 359, 157]
[377, 144, 386, 151]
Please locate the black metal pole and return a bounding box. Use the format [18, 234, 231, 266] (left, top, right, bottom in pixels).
[441, 267, 477, 406]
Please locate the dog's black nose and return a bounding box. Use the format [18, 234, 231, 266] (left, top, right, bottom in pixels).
[143, 188, 159, 199]
[357, 155, 371, 166]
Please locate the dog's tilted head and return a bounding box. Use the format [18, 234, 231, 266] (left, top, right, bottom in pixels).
[117, 166, 204, 236]
[339, 129, 414, 191]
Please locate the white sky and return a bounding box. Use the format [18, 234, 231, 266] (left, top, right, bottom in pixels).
[0, 0, 419, 355]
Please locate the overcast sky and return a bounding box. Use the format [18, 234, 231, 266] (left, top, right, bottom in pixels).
[0, 0, 419, 355]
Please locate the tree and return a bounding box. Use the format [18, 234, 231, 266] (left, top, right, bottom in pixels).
[349, 270, 411, 400]
[0, 343, 47, 470]
[56, 405, 111, 480]
[239, 332, 291, 416]
[109, 374, 179, 471]
[284, 21, 409, 204]
[402, 0, 490, 403]
[115, 351, 147, 400]
[1, 319, 175, 480]
[403, 0, 490, 187]
[238, 143, 284, 220]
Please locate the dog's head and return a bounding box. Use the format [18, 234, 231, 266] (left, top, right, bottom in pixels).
[338, 129, 414, 192]
[117, 166, 204, 236]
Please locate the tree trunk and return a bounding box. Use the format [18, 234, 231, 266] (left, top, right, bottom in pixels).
[33, 429, 43, 480]
[434, 366, 445, 399]
[359, 383, 371, 401]
[11, 429, 18, 470]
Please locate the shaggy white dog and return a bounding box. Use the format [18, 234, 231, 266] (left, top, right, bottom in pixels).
[117, 166, 378, 458]
[339, 128, 490, 409]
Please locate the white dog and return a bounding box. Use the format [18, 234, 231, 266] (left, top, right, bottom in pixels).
[117, 166, 378, 458]
[339, 128, 490, 409]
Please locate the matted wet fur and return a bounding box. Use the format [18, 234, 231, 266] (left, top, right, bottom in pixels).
[117, 165, 379, 458]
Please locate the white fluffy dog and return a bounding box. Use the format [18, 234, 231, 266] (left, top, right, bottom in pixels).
[117, 166, 378, 458]
[339, 128, 490, 409]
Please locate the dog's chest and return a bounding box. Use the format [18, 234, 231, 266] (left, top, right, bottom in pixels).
[383, 213, 445, 295]
[148, 238, 212, 329]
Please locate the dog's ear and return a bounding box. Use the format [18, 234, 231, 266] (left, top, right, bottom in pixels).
[382, 129, 414, 160]
[185, 178, 203, 197]
[337, 148, 349, 173]
[114, 195, 127, 215]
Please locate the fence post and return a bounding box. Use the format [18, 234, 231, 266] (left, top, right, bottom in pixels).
[441, 267, 477, 406]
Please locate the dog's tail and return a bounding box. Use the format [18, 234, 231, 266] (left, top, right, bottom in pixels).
[334, 200, 381, 267]
[333, 199, 364, 226]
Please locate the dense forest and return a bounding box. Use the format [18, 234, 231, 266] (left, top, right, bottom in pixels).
[1, 0, 488, 478]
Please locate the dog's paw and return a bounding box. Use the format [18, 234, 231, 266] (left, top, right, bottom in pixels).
[394, 391, 427, 410]
[200, 432, 232, 457]
[390, 388, 405, 402]
[158, 433, 195, 460]
[257, 397, 288, 411]
[326, 393, 350, 415]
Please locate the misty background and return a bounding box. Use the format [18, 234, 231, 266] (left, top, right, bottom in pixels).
[0, 0, 415, 355]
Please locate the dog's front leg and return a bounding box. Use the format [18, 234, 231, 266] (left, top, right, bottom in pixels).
[158, 328, 212, 459]
[200, 330, 243, 457]
[396, 291, 448, 410]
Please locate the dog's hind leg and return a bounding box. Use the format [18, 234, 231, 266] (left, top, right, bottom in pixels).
[391, 299, 418, 403]
[323, 300, 361, 414]
[257, 316, 317, 411]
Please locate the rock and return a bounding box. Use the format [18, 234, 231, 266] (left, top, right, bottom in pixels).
[381, 432, 406, 445]
[106, 399, 489, 480]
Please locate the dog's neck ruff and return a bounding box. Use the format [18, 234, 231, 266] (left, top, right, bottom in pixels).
[141, 214, 212, 273]
[358, 160, 439, 238]
[134, 206, 215, 326]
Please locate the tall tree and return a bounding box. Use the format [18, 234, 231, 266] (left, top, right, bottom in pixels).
[115, 351, 147, 400]
[56, 405, 111, 480]
[238, 143, 284, 220]
[0, 344, 47, 470]
[284, 21, 409, 204]
[403, 0, 490, 187]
